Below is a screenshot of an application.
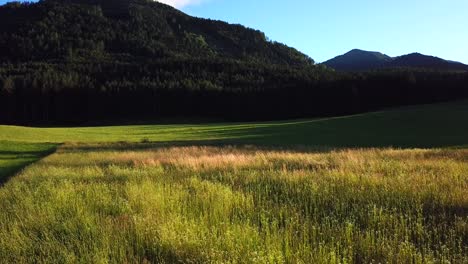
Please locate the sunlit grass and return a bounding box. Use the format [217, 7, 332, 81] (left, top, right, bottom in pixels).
[0, 143, 466, 263]
[0, 101, 467, 262]
[1, 101, 468, 148]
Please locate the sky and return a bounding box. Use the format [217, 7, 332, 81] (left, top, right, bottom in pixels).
[1, 0, 467, 63]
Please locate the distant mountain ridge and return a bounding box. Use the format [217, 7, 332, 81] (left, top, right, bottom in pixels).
[323, 49, 392, 71]
[323, 50, 468, 72]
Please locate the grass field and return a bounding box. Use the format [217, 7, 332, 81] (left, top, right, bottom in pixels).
[0, 141, 57, 183]
[0, 144, 467, 263]
[0, 101, 467, 263]
[1, 101, 468, 148]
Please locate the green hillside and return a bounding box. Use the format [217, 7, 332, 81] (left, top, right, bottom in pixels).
[0, 0, 312, 65]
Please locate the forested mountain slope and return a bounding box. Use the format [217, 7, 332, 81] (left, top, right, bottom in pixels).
[0, 0, 313, 65]
[0, 0, 467, 125]
[323, 49, 392, 71]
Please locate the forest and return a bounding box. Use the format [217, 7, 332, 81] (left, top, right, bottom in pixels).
[0, 0, 467, 124]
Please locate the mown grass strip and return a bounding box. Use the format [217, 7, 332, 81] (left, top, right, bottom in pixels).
[0, 141, 58, 184]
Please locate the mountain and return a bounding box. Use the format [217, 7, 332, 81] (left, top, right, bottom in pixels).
[323, 49, 392, 71]
[323, 50, 468, 72]
[386, 53, 468, 71]
[0, 0, 314, 65]
[0, 0, 328, 124]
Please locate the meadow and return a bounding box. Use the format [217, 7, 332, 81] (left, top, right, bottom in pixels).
[0, 144, 467, 263]
[1, 101, 468, 148]
[0, 101, 467, 263]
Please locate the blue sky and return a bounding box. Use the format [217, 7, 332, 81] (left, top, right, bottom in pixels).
[1, 0, 467, 63]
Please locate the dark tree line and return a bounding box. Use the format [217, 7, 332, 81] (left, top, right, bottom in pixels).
[1, 59, 467, 125]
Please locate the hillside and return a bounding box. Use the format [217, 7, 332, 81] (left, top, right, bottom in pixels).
[0, 1, 467, 125]
[387, 53, 468, 71]
[0, 0, 329, 124]
[0, 0, 312, 65]
[323, 49, 468, 72]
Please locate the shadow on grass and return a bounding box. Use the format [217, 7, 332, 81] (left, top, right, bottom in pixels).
[0, 141, 58, 185]
[58, 130, 468, 155]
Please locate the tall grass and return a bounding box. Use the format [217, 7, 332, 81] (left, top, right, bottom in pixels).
[0, 144, 466, 263]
